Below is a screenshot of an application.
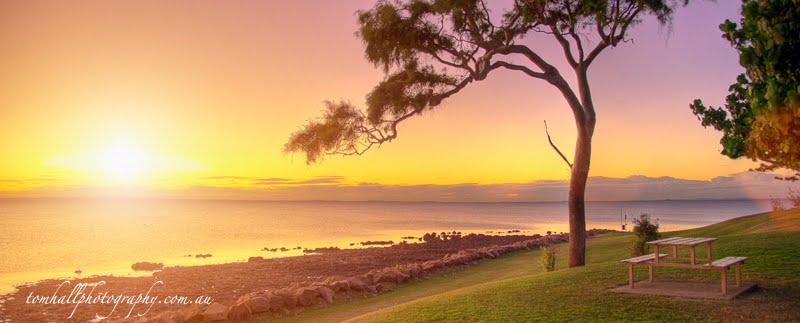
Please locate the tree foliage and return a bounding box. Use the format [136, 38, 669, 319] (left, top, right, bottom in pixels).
[286, 0, 683, 163]
[691, 0, 800, 180]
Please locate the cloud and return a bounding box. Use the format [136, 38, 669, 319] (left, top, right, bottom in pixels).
[1, 172, 797, 202]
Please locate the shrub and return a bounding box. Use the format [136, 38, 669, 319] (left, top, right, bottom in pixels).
[539, 245, 556, 272]
[770, 197, 786, 211]
[631, 214, 660, 256]
[788, 187, 800, 209]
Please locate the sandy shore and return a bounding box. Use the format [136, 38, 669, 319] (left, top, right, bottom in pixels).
[0, 232, 586, 322]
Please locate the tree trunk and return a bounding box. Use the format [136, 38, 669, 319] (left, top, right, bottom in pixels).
[568, 131, 591, 267]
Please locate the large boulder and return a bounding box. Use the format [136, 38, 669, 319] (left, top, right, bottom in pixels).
[406, 263, 424, 277]
[152, 311, 180, 323]
[180, 305, 204, 323]
[421, 260, 444, 271]
[227, 302, 251, 321]
[381, 268, 411, 284]
[245, 297, 270, 314]
[366, 283, 384, 295]
[267, 294, 287, 313]
[346, 276, 368, 291]
[201, 303, 229, 321]
[295, 287, 319, 307]
[282, 293, 298, 310]
[317, 286, 335, 304]
[331, 280, 350, 292]
[361, 270, 379, 285]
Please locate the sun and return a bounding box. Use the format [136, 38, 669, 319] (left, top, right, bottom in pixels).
[99, 146, 147, 179]
[44, 142, 206, 186]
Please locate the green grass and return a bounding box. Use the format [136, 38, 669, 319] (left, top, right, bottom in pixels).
[254, 209, 800, 322]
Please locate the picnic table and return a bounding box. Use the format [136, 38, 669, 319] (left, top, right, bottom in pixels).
[621, 236, 747, 294]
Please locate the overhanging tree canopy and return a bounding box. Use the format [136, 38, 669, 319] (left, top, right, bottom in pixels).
[286, 0, 685, 267]
[691, 0, 800, 180]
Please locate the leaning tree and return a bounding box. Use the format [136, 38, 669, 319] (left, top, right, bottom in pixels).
[286, 0, 685, 267]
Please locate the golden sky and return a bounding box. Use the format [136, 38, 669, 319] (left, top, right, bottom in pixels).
[0, 1, 760, 196]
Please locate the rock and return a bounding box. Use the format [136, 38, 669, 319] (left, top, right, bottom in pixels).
[381, 268, 411, 284]
[366, 284, 381, 294]
[406, 263, 424, 277]
[361, 271, 376, 285]
[236, 292, 260, 304]
[324, 275, 347, 285]
[267, 294, 287, 312]
[317, 286, 335, 304]
[152, 311, 181, 323]
[332, 280, 350, 292]
[277, 290, 298, 310]
[366, 269, 382, 284]
[227, 302, 251, 321]
[201, 303, 229, 321]
[421, 260, 444, 271]
[295, 287, 319, 307]
[323, 281, 340, 292]
[346, 276, 368, 291]
[246, 297, 270, 314]
[181, 305, 204, 323]
[247, 256, 264, 262]
[131, 262, 164, 271]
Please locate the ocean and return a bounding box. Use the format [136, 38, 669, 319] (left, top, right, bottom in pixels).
[0, 198, 773, 293]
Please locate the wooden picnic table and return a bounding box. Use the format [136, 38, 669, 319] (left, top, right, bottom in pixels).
[646, 236, 718, 266]
[622, 236, 748, 294]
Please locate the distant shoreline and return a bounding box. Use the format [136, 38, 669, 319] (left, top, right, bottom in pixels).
[0, 196, 778, 203]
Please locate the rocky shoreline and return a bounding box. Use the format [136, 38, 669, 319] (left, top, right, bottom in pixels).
[0, 230, 605, 322]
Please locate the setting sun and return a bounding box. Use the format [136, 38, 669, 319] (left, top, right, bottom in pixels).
[100, 146, 146, 179]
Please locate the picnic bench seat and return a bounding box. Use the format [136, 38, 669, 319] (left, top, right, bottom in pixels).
[704, 256, 747, 268]
[621, 254, 669, 288]
[704, 256, 748, 294]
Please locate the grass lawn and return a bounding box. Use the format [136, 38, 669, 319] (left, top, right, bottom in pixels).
[256, 209, 800, 322]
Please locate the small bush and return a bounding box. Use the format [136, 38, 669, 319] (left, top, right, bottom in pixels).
[631, 214, 660, 256]
[788, 187, 800, 209]
[539, 245, 556, 272]
[770, 197, 786, 211]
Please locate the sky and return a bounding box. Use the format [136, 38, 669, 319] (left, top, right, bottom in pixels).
[0, 1, 793, 201]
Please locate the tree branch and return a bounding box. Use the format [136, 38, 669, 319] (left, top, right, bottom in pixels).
[550, 25, 579, 68]
[491, 61, 547, 79]
[544, 120, 572, 168]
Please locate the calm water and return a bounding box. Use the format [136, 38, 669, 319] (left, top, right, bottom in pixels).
[0, 198, 772, 293]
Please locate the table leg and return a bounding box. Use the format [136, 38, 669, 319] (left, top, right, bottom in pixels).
[690, 247, 696, 266]
[721, 268, 727, 294]
[648, 265, 653, 283]
[736, 263, 741, 287]
[654, 245, 659, 263]
[673, 245, 678, 258]
[707, 241, 712, 261]
[629, 264, 634, 289]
